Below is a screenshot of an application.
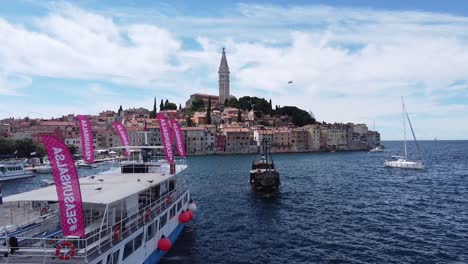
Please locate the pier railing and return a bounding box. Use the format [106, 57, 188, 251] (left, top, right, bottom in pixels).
[0, 178, 189, 264]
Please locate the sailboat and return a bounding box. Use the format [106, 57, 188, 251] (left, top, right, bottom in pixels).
[369, 120, 384, 152]
[384, 97, 425, 170]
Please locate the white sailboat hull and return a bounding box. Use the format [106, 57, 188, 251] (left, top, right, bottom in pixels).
[384, 159, 425, 170]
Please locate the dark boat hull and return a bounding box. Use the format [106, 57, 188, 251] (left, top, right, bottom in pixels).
[250, 170, 280, 193]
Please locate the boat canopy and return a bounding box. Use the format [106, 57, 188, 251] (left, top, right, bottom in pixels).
[4, 169, 176, 205]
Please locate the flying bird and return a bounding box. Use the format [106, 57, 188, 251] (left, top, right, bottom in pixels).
[288, 80, 293, 84]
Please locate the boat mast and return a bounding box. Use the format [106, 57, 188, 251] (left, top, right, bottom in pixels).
[405, 103, 424, 164]
[402, 97, 407, 159]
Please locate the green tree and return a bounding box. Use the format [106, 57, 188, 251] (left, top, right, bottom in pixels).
[165, 102, 177, 110]
[0, 138, 46, 158]
[179, 104, 182, 110]
[186, 114, 193, 127]
[224, 98, 228, 107]
[276, 106, 316, 126]
[227, 97, 239, 108]
[206, 97, 212, 124]
[237, 109, 242, 122]
[150, 97, 157, 118]
[118, 105, 123, 116]
[160, 99, 164, 111]
[191, 98, 205, 111]
[164, 99, 169, 109]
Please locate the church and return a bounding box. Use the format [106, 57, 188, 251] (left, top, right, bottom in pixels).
[185, 48, 232, 108]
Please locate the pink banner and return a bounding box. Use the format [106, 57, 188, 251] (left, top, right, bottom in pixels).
[170, 119, 186, 157]
[41, 135, 85, 238]
[77, 115, 94, 163]
[157, 113, 174, 164]
[112, 121, 130, 157]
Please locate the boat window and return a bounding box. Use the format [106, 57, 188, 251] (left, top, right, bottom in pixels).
[154, 219, 159, 232]
[113, 249, 120, 264]
[0, 167, 5, 174]
[146, 223, 155, 241]
[159, 213, 167, 230]
[177, 201, 182, 212]
[169, 180, 175, 191]
[134, 232, 143, 250]
[170, 206, 176, 219]
[123, 240, 134, 260]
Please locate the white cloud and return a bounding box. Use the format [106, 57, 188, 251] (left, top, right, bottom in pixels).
[0, 71, 31, 95]
[0, 4, 184, 87]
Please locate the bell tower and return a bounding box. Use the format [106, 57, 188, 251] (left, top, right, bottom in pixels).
[218, 47, 230, 106]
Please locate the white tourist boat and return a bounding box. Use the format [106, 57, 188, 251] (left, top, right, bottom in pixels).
[384, 97, 425, 170]
[0, 159, 34, 181]
[0, 146, 196, 264]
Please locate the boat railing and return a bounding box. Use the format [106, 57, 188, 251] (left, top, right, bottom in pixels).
[88, 156, 187, 175]
[0, 178, 189, 263]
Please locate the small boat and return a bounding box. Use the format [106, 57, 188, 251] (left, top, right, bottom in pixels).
[32, 158, 52, 174]
[384, 97, 425, 170]
[369, 146, 384, 153]
[0, 159, 34, 181]
[250, 140, 280, 193]
[75, 160, 98, 169]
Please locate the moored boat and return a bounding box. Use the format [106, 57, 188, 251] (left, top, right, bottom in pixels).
[369, 146, 384, 153]
[0, 159, 34, 182]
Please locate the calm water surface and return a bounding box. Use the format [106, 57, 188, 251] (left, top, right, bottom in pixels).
[2, 141, 468, 263]
[163, 141, 468, 264]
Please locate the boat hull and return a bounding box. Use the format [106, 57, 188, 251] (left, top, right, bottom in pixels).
[384, 160, 425, 170]
[0, 173, 34, 182]
[250, 171, 280, 193]
[143, 223, 185, 264]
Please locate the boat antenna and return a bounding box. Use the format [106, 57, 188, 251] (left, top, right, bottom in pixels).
[402, 97, 407, 160]
[405, 103, 424, 164]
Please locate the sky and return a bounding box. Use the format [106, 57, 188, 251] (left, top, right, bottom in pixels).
[0, 1, 468, 140]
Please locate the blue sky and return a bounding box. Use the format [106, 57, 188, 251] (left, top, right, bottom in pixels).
[1, 1, 468, 139]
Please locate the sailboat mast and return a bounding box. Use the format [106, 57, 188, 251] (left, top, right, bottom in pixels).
[402, 97, 407, 159]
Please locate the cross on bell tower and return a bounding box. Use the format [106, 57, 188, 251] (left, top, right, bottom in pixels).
[218, 47, 230, 106]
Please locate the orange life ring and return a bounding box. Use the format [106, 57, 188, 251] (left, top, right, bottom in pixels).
[165, 194, 171, 206]
[40, 207, 48, 216]
[55, 241, 75, 261]
[113, 225, 121, 241]
[145, 208, 151, 221]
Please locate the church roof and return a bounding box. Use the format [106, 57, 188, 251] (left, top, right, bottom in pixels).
[219, 48, 230, 73]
